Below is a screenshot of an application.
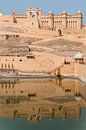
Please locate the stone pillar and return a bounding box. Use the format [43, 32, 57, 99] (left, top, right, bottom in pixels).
[48, 11, 54, 30]
[62, 12, 67, 29]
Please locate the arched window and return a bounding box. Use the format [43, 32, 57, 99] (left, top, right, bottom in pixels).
[58, 29, 62, 36]
[32, 15, 35, 18]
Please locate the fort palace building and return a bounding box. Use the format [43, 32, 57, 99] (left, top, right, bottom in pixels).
[12, 7, 83, 32]
[0, 7, 83, 34]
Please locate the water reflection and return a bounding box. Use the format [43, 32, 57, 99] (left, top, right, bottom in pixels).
[0, 78, 86, 100]
[0, 78, 86, 125]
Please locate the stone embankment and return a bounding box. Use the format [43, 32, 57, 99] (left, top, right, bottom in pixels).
[60, 62, 86, 84]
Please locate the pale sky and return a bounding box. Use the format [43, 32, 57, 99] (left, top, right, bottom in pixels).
[0, 0, 86, 23]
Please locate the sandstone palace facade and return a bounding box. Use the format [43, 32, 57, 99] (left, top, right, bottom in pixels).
[0, 7, 83, 33]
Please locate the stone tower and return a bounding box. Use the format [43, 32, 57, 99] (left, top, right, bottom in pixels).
[76, 11, 83, 29]
[48, 11, 54, 30]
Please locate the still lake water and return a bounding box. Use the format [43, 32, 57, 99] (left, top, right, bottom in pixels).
[0, 78, 86, 130]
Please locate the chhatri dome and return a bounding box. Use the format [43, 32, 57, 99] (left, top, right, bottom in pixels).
[77, 10, 82, 14]
[29, 5, 32, 9]
[62, 11, 67, 14]
[48, 10, 53, 14]
[74, 52, 83, 59]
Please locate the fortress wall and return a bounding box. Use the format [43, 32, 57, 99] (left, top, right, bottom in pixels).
[61, 62, 86, 83]
[0, 55, 76, 75]
[60, 63, 74, 76]
[15, 18, 39, 28]
[78, 64, 86, 82]
[14, 18, 27, 23]
[0, 15, 12, 23]
[60, 63, 86, 77]
[0, 53, 64, 73]
[81, 26, 86, 34]
[73, 63, 86, 82]
[74, 64, 86, 97]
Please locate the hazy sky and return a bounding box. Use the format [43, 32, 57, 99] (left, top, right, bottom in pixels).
[0, 0, 86, 23]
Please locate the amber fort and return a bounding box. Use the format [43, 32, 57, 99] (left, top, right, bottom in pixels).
[0, 7, 86, 84]
[0, 7, 83, 34]
[0, 6, 86, 126]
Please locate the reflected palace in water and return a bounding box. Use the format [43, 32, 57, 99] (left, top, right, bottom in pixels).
[0, 78, 86, 123]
